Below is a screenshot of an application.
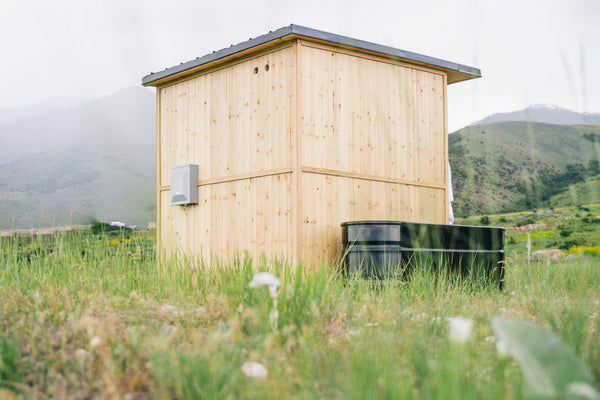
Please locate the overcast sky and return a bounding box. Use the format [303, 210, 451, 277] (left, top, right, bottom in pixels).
[1, 0, 598, 131]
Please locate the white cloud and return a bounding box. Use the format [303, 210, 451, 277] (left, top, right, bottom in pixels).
[0, 0, 597, 129]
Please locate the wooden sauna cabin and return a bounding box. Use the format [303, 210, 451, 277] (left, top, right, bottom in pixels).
[142, 24, 481, 267]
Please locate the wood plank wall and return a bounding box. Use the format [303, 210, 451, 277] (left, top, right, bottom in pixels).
[297, 41, 447, 266]
[157, 38, 447, 267]
[158, 45, 297, 263]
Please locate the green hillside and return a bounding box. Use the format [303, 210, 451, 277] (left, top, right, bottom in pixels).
[449, 121, 600, 217]
[0, 151, 155, 228]
[0, 87, 156, 229]
[549, 175, 600, 208]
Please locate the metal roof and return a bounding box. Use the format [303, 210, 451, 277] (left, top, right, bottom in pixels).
[142, 24, 481, 87]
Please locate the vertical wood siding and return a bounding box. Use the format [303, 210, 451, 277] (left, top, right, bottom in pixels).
[157, 39, 447, 267]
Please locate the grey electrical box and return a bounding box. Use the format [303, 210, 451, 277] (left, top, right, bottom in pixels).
[171, 164, 198, 205]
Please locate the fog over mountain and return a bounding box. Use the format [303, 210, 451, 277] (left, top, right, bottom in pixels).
[0, 87, 156, 229]
[469, 104, 600, 127]
[2, 87, 600, 229]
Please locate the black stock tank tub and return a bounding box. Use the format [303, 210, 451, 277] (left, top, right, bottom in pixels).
[341, 221, 505, 288]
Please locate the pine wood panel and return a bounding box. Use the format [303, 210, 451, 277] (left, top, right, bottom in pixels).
[159, 173, 295, 264]
[299, 172, 445, 266]
[156, 38, 450, 267]
[158, 45, 296, 185]
[298, 43, 446, 186]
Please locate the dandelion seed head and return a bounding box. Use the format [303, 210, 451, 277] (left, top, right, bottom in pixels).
[241, 361, 268, 379]
[448, 316, 473, 344]
[90, 336, 102, 348]
[249, 272, 281, 298]
[495, 338, 509, 357]
[74, 348, 88, 358]
[566, 382, 600, 399]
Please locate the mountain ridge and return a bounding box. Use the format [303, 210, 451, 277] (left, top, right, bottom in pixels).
[468, 104, 600, 127]
[449, 120, 600, 217]
[2, 92, 600, 228]
[0, 87, 156, 229]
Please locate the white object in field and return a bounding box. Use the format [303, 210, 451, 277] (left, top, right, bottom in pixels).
[448, 162, 454, 224]
[448, 316, 473, 343]
[241, 361, 268, 379]
[248, 272, 281, 298]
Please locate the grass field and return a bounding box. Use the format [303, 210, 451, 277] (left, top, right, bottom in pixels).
[1, 207, 599, 399]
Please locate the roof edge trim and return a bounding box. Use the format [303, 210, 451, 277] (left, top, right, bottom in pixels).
[142, 24, 481, 87]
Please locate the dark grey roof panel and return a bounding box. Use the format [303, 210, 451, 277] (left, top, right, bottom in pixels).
[142, 24, 481, 86]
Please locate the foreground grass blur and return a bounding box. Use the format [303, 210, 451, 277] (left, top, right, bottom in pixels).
[0, 224, 599, 399]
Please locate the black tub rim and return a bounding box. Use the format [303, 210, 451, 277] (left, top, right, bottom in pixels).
[340, 219, 506, 232]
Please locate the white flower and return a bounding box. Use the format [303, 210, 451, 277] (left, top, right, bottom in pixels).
[249, 272, 281, 298]
[249, 272, 282, 331]
[158, 304, 184, 317]
[74, 349, 88, 358]
[495, 338, 509, 357]
[241, 361, 268, 379]
[90, 336, 102, 348]
[566, 382, 600, 400]
[448, 316, 473, 344]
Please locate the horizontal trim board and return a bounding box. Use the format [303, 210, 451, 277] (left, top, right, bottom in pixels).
[300, 166, 445, 190]
[198, 168, 294, 186]
[157, 168, 294, 191]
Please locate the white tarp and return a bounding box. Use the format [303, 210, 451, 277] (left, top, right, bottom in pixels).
[448, 162, 454, 224]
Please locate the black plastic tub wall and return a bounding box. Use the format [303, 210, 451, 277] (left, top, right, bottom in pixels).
[341, 220, 505, 289]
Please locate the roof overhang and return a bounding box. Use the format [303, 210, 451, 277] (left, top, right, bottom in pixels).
[142, 24, 481, 87]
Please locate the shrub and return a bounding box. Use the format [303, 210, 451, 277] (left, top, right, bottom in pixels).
[515, 218, 537, 228]
[559, 230, 572, 237]
[479, 216, 490, 225]
[559, 239, 579, 250]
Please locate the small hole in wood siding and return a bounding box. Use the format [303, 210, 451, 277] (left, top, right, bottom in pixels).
[264, 64, 270, 71]
[253, 67, 259, 74]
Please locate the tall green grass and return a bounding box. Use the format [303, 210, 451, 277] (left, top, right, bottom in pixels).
[0, 230, 598, 399]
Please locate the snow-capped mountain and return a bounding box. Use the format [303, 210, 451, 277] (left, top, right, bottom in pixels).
[471, 104, 600, 126]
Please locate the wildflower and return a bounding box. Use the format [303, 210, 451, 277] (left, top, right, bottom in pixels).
[566, 382, 600, 399]
[241, 361, 268, 379]
[448, 316, 473, 344]
[74, 349, 88, 359]
[158, 304, 184, 317]
[248, 272, 281, 298]
[249, 272, 281, 331]
[90, 336, 102, 348]
[495, 338, 509, 357]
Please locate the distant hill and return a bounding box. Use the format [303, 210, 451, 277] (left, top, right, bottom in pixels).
[0, 87, 156, 229]
[449, 121, 600, 217]
[548, 175, 600, 208]
[471, 104, 600, 126]
[3, 92, 600, 228]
